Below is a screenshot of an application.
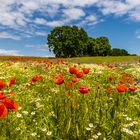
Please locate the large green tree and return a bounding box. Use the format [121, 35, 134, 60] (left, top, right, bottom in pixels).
[95, 36, 111, 56]
[47, 26, 88, 57]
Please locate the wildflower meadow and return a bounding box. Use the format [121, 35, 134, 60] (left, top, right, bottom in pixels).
[0, 57, 140, 140]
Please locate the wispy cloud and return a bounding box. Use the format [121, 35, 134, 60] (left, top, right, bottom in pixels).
[25, 43, 55, 56]
[34, 18, 47, 25]
[0, 49, 22, 56]
[96, 0, 140, 21]
[97, 1, 129, 16]
[136, 30, 140, 39]
[0, 32, 21, 40]
[46, 20, 66, 27]
[63, 8, 85, 20]
[42, 54, 55, 57]
[35, 31, 47, 36]
[0, 0, 98, 37]
[25, 44, 49, 51]
[78, 14, 102, 27]
[1, 0, 140, 40]
[44, 0, 98, 7]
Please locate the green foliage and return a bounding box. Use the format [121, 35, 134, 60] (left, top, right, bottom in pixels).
[86, 36, 111, 56]
[47, 25, 133, 57]
[96, 36, 112, 56]
[47, 26, 112, 57]
[110, 48, 129, 56]
[86, 37, 97, 56]
[47, 26, 88, 58]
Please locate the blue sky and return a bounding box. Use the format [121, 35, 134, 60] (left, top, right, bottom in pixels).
[0, 0, 140, 56]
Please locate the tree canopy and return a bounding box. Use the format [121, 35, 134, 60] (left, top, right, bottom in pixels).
[111, 48, 129, 56]
[47, 26, 88, 57]
[47, 25, 130, 57]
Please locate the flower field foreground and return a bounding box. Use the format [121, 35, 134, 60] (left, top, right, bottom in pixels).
[0, 59, 140, 140]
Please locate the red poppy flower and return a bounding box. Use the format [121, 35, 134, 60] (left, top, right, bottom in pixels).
[107, 86, 112, 94]
[69, 67, 77, 74]
[71, 77, 78, 83]
[122, 73, 127, 77]
[55, 76, 64, 85]
[83, 68, 90, 74]
[0, 102, 8, 119]
[0, 91, 6, 99]
[79, 86, 90, 94]
[9, 78, 16, 87]
[10, 78, 16, 84]
[116, 85, 128, 92]
[119, 79, 125, 84]
[0, 80, 5, 90]
[10, 91, 14, 95]
[3, 98, 18, 111]
[75, 71, 84, 78]
[36, 75, 42, 81]
[66, 83, 74, 88]
[32, 77, 37, 82]
[127, 77, 135, 84]
[32, 75, 42, 82]
[129, 86, 137, 92]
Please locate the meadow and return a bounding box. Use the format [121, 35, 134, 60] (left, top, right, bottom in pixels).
[0, 56, 140, 140]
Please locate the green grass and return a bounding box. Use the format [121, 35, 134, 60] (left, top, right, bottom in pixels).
[0, 57, 140, 139]
[68, 56, 140, 64]
[0, 55, 139, 64]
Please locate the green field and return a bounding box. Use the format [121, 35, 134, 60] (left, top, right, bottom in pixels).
[0, 55, 139, 63]
[0, 56, 140, 140]
[68, 56, 140, 64]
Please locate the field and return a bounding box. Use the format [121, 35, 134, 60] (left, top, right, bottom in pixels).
[0, 56, 140, 140]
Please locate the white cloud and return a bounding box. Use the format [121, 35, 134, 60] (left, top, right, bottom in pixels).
[96, 1, 130, 16]
[1, 0, 140, 40]
[0, 49, 22, 56]
[43, 54, 55, 57]
[42, 0, 97, 7]
[35, 31, 47, 36]
[46, 20, 66, 27]
[128, 8, 140, 21]
[25, 43, 55, 56]
[25, 44, 49, 51]
[0, 0, 96, 29]
[63, 8, 85, 20]
[21, 1, 39, 11]
[0, 1, 28, 29]
[126, 0, 140, 7]
[86, 15, 97, 22]
[34, 18, 47, 25]
[79, 14, 102, 26]
[0, 0, 95, 29]
[0, 32, 20, 40]
[96, 0, 140, 21]
[44, 4, 60, 17]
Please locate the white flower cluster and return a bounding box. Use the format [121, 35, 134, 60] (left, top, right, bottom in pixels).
[122, 128, 133, 135]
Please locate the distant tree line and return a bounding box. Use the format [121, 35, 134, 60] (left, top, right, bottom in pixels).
[47, 26, 131, 58]
[110, 48, 129, 56]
